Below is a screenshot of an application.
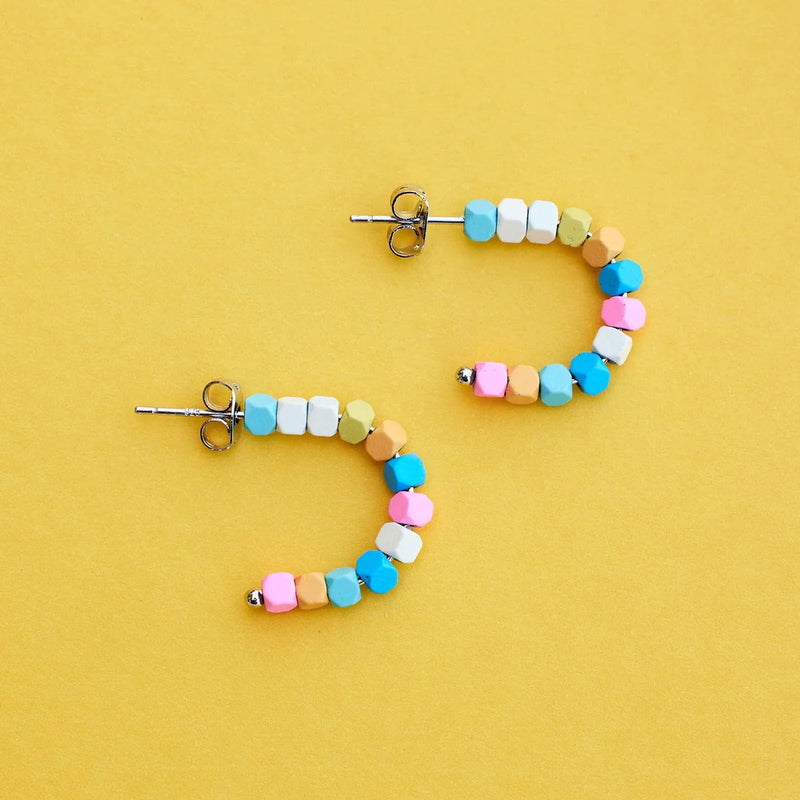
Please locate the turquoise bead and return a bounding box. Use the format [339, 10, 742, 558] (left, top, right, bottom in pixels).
[325, 567, 361, 607]
[463, 200, 497, 242]
[570, 352, 610, 395]
[244, 393, 278, 435]
[356, 550, 398, 594]
[384, 453, 426, 492]
[538, 364, 573, 407]
[598, 259, 643, 296]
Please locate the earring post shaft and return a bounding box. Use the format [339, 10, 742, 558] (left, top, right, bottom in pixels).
[350, 215, 464, 224]
[135, 406, 244, 420]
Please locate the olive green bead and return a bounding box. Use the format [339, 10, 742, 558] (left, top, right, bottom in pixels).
[338, 399, 375, 444]
[558, 207, 592, 247]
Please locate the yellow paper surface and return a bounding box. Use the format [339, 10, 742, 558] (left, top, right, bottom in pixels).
[2, 2, 798, 798]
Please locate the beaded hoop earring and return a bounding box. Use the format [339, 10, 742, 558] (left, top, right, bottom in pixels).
[352, 185, 646, 407]
[135, 380, 432, 613]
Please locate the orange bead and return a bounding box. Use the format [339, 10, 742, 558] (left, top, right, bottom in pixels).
[505, 365, 539, 404]
[365, 420, 408, 461]
[294, 572, 329, 610]
[582, 226, 625, 268]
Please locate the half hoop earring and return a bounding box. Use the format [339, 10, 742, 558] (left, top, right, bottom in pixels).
[135, 380, 433, 614]
[352, 185, 646, 407]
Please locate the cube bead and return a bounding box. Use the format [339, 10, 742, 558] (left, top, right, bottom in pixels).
[505, 364, 539, 405]
[389, 490, 434, 527]
[306, 396, 339, 437]
[376, 522, 423, 564]
[276, 397, 307, 435]
[473, 361, 508, 398]
[558, 207, 592, 246]
[463, 199, 497, 242]
[365, 420, 407, 461]
[338, 399, 375, 444]
[244, 393, 278, 435]
[294, 572, 329, 610]
[538, 364, 573, 406]
[601, 296, 646, 331]
[598, 259, 643, 296]
[592, 325, 633, 365]
[384, 453, 426, 492]
[582, 226, 625, 267]
[324, 567, 361, 608]
[356, 550, 398, 594]
[496, 198, 528, 243]
[527, 200, 559, 244]
[570, 352, 611, 395]
[261, 572, 298, 613]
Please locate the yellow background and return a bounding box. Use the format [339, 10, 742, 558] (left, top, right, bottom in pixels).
[2, 1, 798, 798]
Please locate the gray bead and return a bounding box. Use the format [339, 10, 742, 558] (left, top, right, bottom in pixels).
[245, 589, 264, 607]
[455, 367, 475, 385]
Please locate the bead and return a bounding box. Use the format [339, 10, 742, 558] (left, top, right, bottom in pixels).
[473, 361, 508, 398]
[456, 366, 475, 385]
[496, 198, 528, 243]
[306, 395, 339, 437]
[598, 259, 644, 296]
[376, 522, 423, 564]
[276, 396, 307, 435]
[384, 453, 426, 492]
[325, 567, 361, 608]
[570, 352, 611, 395]
[526, 200, 559, 244]
[389, 490, 434, 527]
[538, 364, 573, 406]
[601, 296, 646, 331]
[592, 325, 633, 365]
[505, 364, 539, 405]
[463, 199, 497, 242]
[261, 572, 298, 613]
[244, 393, 278, 435]
[338, 399, 375, 444]
[365, 420, 407, 461]
[294, 572, 329, 610]
[558, 207, 592, 246]
[245, 589, 264, 607]
[356, 550, 399, 594]
[582, 226, 625, 267]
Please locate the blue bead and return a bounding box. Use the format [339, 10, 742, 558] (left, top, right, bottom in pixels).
[325, 567, 361, 607]
[538, 364, 573, 407]
[356, 550, 398, 594]
[244, 393, 278, 435]
[384, 454, 426, 492]
[463, 199, 497, 242]
[598, 259, 644, 296]
[570, 352, 611, 395]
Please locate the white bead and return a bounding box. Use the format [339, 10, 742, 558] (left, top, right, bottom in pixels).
[526, 200, 559, 244]
[375, 522, 423, 564]
[307, 395, 339, 437]
[592, 325, 633, 365]
[276, 397, 307, 435]
[496, 198, 528, 243]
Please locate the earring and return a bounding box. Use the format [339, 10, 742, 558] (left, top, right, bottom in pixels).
[135, 380, 432, 614]
[352, 185, 646, 407]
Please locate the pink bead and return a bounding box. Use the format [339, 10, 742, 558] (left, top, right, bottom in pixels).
[601, 296, 646, 331]
[473, 361, 508, 397]
[389, 491, 434, 527]
[261, 572, 298, 613]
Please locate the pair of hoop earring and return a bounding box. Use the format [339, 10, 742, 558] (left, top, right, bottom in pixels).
[136, 185, 647, 616]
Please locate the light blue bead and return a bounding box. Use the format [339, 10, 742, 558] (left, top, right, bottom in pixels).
[384, 453, 426, 492]
[570, 352, 611, 395]
[598, 259, 644, 296]
[356, 550, 398, 594]
[325, 567, 361, 607]
[463, 199, 497, 242]
[244, 393, 278, 435]
[538, 364, 573, 407]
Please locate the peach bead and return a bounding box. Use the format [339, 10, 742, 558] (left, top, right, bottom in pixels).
[294, 572, 329, 610]
[261, 572, 298, 613]
[365, 420, 408, 461]
[601, 296, 647, 331]
[505, 364, 539, 404]
[389, 491, 434, 527]
[582, 226, 626, 268]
